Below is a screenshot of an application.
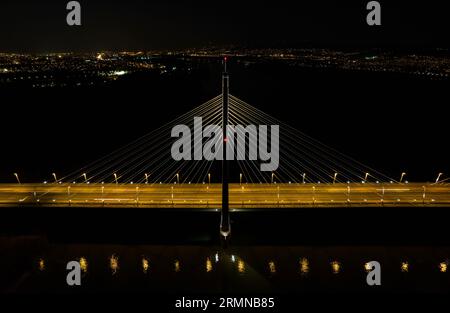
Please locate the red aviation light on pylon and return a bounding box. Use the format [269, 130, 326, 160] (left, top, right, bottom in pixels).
[223, 56, 228, 72]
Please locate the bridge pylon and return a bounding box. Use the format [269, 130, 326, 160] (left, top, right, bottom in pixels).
[220, 56, 231, 241]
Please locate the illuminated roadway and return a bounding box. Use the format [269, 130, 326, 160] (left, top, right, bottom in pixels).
[0, 183, 449, 209]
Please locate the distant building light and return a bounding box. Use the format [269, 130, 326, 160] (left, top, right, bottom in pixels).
[110, 70, 127, 76]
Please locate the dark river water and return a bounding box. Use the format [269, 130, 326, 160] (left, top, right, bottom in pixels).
[1, 236, 450, 295]
[1, 236, 450, 294]
[1, 208, 450, 295]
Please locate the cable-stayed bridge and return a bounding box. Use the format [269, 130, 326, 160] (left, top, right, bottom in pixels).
[1, 182, 449, 209]
[2, 59, 449, 218]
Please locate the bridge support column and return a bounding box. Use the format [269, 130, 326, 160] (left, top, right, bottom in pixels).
[220, 57, 231, 241]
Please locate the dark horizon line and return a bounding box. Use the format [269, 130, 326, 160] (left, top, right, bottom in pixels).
[1, 44, 449, 55]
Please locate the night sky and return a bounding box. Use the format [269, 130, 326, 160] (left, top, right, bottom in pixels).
[0, 0, 449, 52]
[0, 1, 449, 183]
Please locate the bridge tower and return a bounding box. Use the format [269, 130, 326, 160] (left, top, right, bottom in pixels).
[220, 57, 231, 239]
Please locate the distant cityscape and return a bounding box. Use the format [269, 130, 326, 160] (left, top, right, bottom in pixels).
[0, 48, 449, 88]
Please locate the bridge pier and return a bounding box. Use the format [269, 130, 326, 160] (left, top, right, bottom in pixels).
[220, 57, 231, 241]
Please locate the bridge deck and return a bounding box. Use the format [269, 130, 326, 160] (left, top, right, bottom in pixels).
[0, 183, 448, 208]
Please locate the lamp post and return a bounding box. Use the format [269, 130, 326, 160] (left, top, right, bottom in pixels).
[52, 173, 57, 183]
[13, 173, 21, 184]
[82, 173, 87, 183]
[364, 172, 370, 182]
[145, 173, 149, 184]
[114, 173, 118, 184]
[239, 173, 242, 185]
[400, 172, 406, 183]
[436, 173, 443, 184]
[312, 186, 316, 206]
[422, 185, 426, 205]
[333, 173, 338, 184]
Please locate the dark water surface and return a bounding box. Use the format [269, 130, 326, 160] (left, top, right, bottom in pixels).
[1, 236, 449, 294]
[1, 208, 450, 294]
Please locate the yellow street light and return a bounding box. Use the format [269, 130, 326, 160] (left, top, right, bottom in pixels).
[333, 173, 338, 184]
[400, 172, 406, 183]
[13, 173, 21, 184]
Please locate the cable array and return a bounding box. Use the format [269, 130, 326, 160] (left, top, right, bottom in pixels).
[50, 94, 394, 191]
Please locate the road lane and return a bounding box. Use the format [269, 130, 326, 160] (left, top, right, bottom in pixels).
[0, 183, 448, 208]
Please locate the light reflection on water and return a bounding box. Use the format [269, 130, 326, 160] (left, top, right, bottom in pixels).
[109, 254, 119, 275]
[268, 261, 276, 274]
[29, 254, 449, 279]
[330, 260, 341, 274]
[1, 239, 449, 293]
[299, 258, 309, 275]
[439, 261, 448, 273]
[206, 257, 213, 273]
[142, 257, 149, 274]
[79, 257, 88, 274]
[237, 260, 246, 274]
[38, 258, 45, 272]
[174, 259, 181, 273]
[401, 261, 409, 273]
